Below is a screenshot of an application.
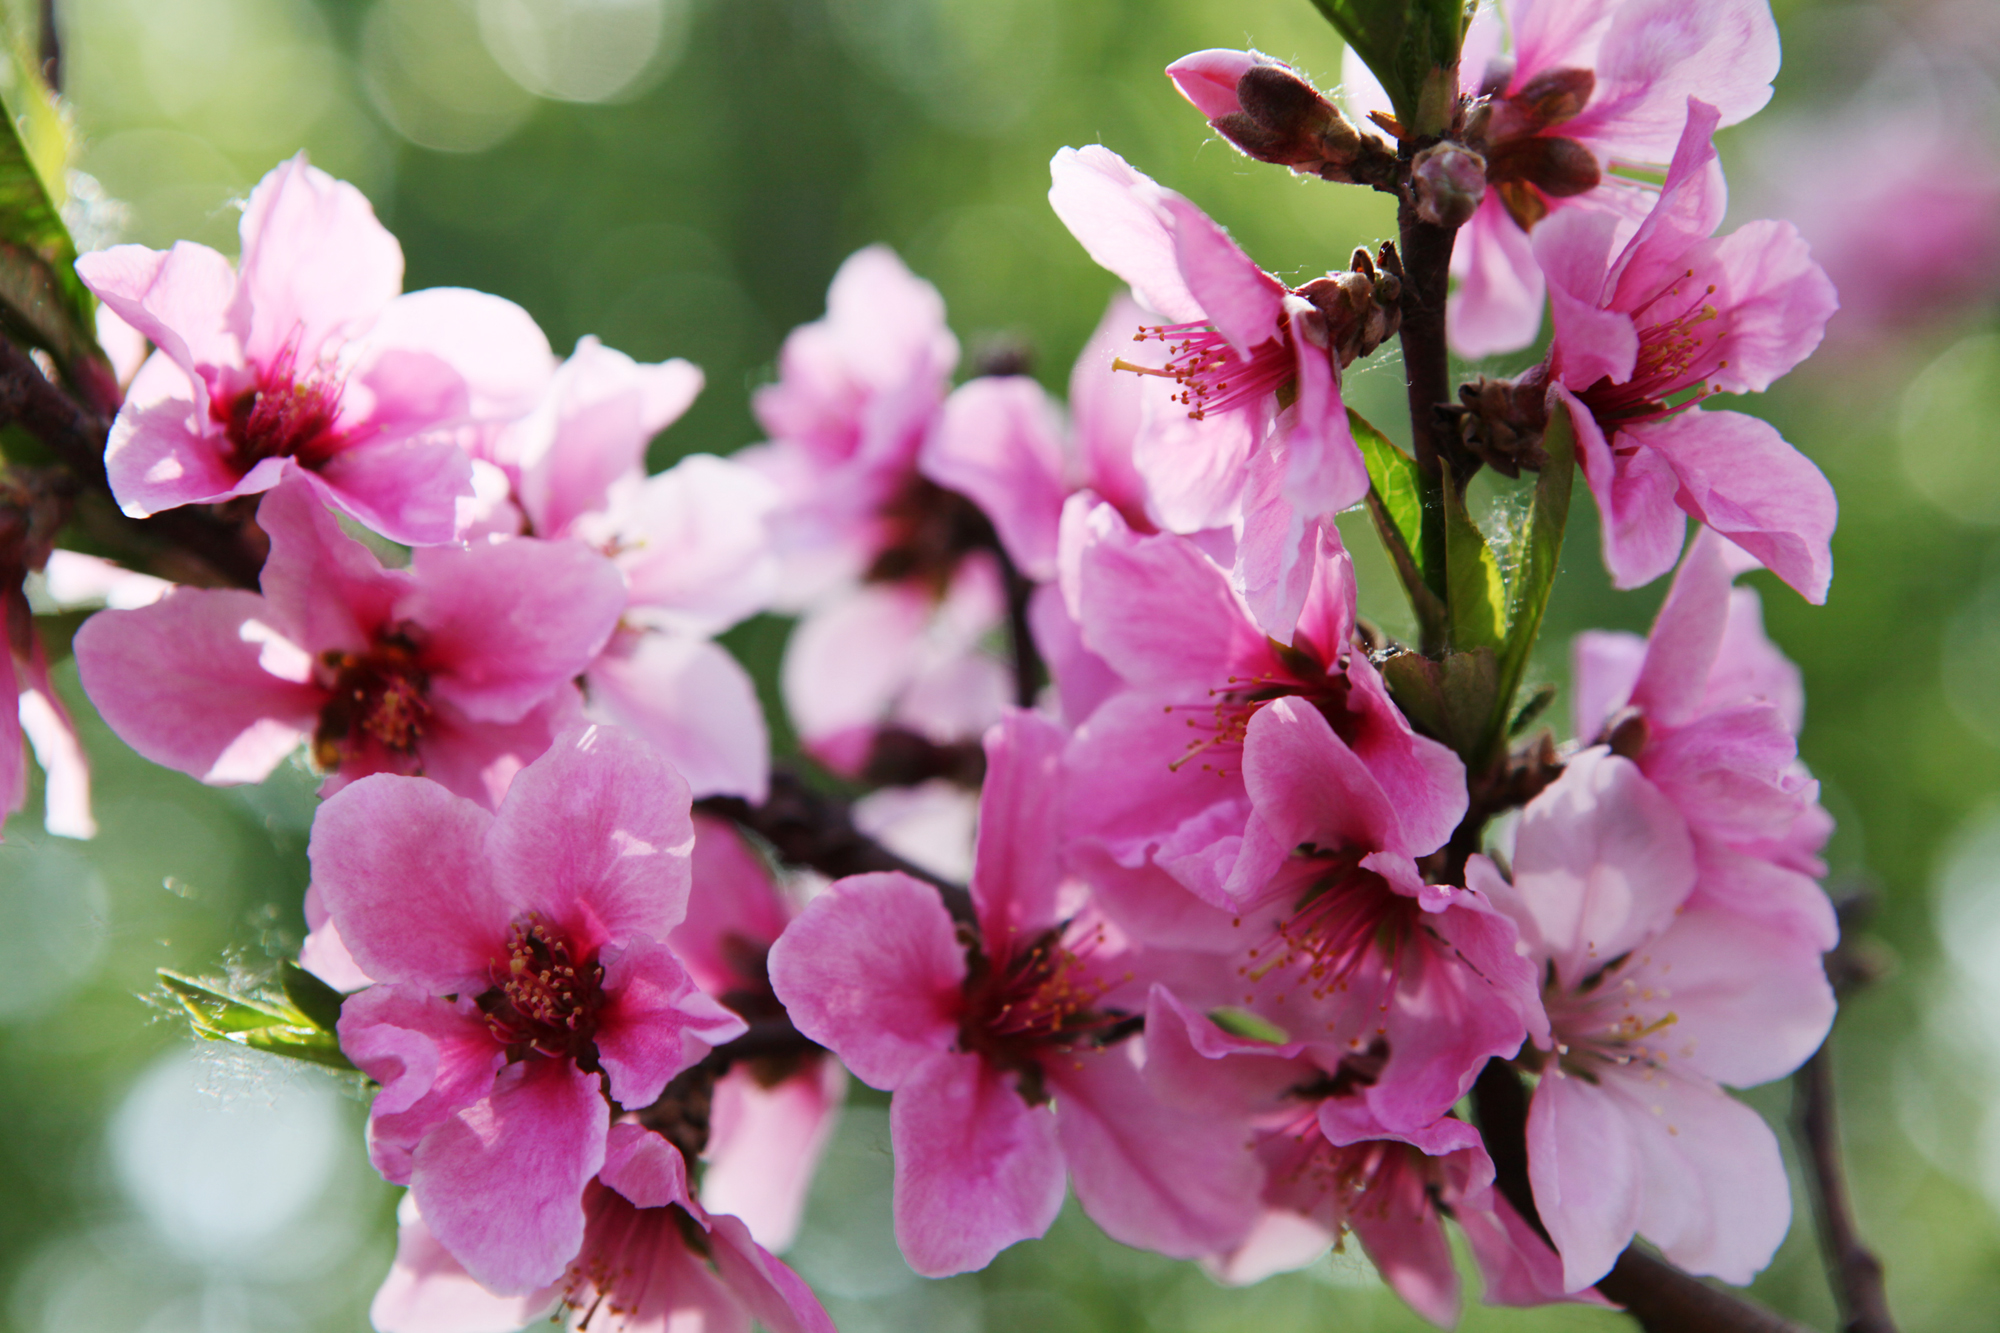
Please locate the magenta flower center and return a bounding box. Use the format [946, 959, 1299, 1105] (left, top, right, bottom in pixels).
[959, 922, 1128, 1104]
[312, 632, 433, 770]
[1239, 856, 1415, 1032]
[560, 1179, 705, 1330]
[1169, 651, 1358, 780]
[477, 916, 607, 1063]
[1539, 951, 1681, 1082]
[1578, 270, 1727, 427]
[213, 345, 347, 473]
[1113, 321, 1297, 421]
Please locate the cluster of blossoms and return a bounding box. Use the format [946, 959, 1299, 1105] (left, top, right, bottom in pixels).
[15, 0, 1859, 1327]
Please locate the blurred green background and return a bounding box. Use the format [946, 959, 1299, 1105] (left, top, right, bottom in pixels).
[3, 0, 1997, 1329]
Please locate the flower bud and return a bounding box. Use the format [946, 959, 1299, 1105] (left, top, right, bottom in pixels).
[1170, 49, 1396, 187]
[1445, 370, 1551, 477]
[1295, 245, 1404, 370]
[1411, 142, 1488, 229]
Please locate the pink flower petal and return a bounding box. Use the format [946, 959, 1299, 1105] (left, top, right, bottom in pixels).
[767, 872, 965, 1089]
[1166, 48, 1256, 120]
[586, 632, 770, 802]
[337, 986, 502, 1185]
[920, 375, 1068, 581]
[702, 1059, 846, 1253]
[254, 477, 406, 654]
[407, 536, 627, 723]
[1562, 385, 1689, 590]
[615, 454, 779, 636]
[1449, 196, 1549, 359]
[1048, 146, 1204, 325]
[1571, 629, 1648, 742]
[1159, 192, 1286, 359]
[1528, 1068, 1645, 1292]
[704, 1211, 841, 1333]
[1638, 904, 1833, 1087]
[890, 1050, 1066, 1276]
[1050, 1046, 1261, 1258]
[363, 287, 555, 426]
[484, 724, 696, 948]
[411, 1058, 607, 1295]
[308, 433, 476, 548]
[970, 709, 1068, 944]
[371, 1194, 557, 1333]
[594, 935, 748, 1108]
[76, 241, 238, 385]
[310, 773, 506, 993]
[72, 589, 322, 785]
[101, 391, 248, 518]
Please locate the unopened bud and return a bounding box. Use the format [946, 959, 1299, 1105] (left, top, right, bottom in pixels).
[1411, 142, 1487, 229]
[1177, 51, 1395, 187]
[1445, 370, 1550, 477]
[1295, 245, 1404, 369]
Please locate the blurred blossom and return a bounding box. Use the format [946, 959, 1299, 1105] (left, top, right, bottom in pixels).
[361, 0, 537, 153]
[1898, 332, 2000, 527]
[478, 0, 691, 104]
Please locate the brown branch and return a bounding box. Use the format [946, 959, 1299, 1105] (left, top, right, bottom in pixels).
[696, 767, 977, 925]
[994, 540, 1044, 710]
[1471, 1058, 1817, 1333]
[1792, 886, 1896, 1333]
[1392, 186, 1461, 481]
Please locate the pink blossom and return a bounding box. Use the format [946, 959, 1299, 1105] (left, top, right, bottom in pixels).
[1144, 989, 1575, 1324]
[769, 710, 1261, 1276]
[1048, 144, 1366, 631]
[76, 154, 554, 545]
[1063, 503, 1466, 914]
[371, 1123, 834, 1332]
[1537, 100, 1838, 600]
[741, 245, 959, 606]
[669, 815, 844, 1252]
[1470, 746, 1834, 1290]
[1127, 697, 1541, 1134]
[73, 480, 625, 808]
[1388, 0, 1784, 356]
[1571, 528, 1836, 947]
[316, 726, 748, 1293]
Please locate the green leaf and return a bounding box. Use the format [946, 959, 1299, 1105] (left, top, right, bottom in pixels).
[1380, 646, 1498, 760]
[1350, 407, 1446, 646]
[1308, 0, 1469, 135]
[0, 51, 110, 405]
[1208, 1007, 1290, 1045]
[1486, 399, 1575, 756]
[159, 968, 357, 1073]
[1441, 457, 1506, 654]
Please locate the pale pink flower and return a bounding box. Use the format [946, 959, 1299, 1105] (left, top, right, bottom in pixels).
[1063, 503, 1466, 916]
[371, 1123, 834, 1333]
[1571, 528, 1836, 947]
[317, 726, 748, 1293]
[73, 481, 625, 809]
[770, 710, 1261, 1276]
[669, 815, 845, 1252]
[1345, 0, 1783, 357]
[740, 245, 959, 606]
[1471, 746, 1834, 1291]
[1537, 100, 1838, 600]
[76, 154, 554, 545]
[1049, 144, 1366, 631]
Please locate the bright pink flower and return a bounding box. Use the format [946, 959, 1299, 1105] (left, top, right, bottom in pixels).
[769, 710, 1261, 1276]
[1471, 746, 1834, 1290]
[1571, 528, 1837, 947]
[1537, 100, 1838, 601]
[316, 726, 748, 1293]
[1048, 145, 1366, 630]
[1063, 503, 1466, 913]
[1385, 0, 1784, 356]
[1144, 989, 1575, 1324]
[741, 245, 959, 605]
[371, 1123, 834, 1333]
[76, 154, 554, 545]
[74, 480, 625, 809]
[1131, 697, 1541, 1134]
[668, 815, 844, 1252]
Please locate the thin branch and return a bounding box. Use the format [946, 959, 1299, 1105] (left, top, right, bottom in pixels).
[994, 539, 1044, 709]
[696, 767, 977, 926]
[1793, 886, 1897, 1333]
[1392, 188, 1459, 482]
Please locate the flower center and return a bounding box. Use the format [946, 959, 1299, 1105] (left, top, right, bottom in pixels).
[1167, 642, 1357, 779]
[213, 345, 346, 473]
[477, 916, 607, 1062]
[959, 922, 1129, 1104]
[1237, 855, 1415, 1042]
[1113, 322, 1298, 421]
[1539, 951, 1682, 1083]
[311, 632, 432, 771]
[1578, 269, 1728, 427]
[562, 1179, 701, 1330]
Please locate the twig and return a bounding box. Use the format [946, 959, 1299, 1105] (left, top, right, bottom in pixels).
[1392, 188, 1460, 481]
[696, 767, 977, 925]
[1471, 1058, 1816, 1333]
[1793, 886, 1896, 1333]
[994, 540, 1044, 709]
